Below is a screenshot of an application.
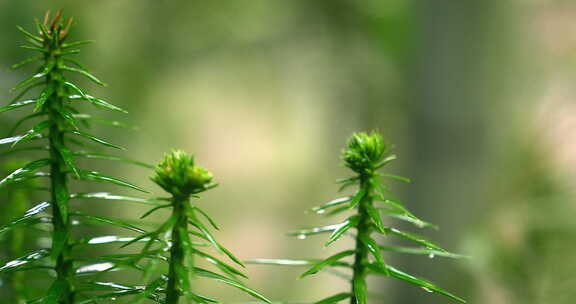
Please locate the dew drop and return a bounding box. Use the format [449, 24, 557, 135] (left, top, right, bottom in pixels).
[428, 252, 435, 259]
[316, 209, 326, 214]
[297, 234, 307, 240]
[422, 287, 433, 293]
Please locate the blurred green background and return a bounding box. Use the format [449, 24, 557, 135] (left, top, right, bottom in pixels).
[2, 0, 576, 303]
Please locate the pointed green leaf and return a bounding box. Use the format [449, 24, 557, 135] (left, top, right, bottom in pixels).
[16, 25, 42, 42]
[378, 173, 411, 183]
[195, 249, 247, 278]
[11, 56, 42, 69]
[69, 131, 124, 149]
[0, 99, 36, 113]
[61, 66, 106, 86]
[348, 188, 367, 209]
[194, 267, 272, 303]
[301, 250, 355, 278]
[8, 112, 46, 136]
[35, 86, 55, 111]
[0, 249, 50, 273]
[385, 228, 447, 252]
[68, 94, 127, 113]
[0, 202, 50, 235]
[72, 151, 153, 168]
[140, 204, 171, 219]
[366, 204, 385, 234]
[246, 258, 351, 268]
[379, 246, 467, 259]
[72, 114, 136, 129]
[325, 215, 360, 246]
[375, 154, 397, 168]
[71, 212, 146, 233]
[62, 40, 95, 48]
[193, 206, 220, 230]
[311, 197, 352, 214]
[70, 192, 159, 206]
[12, 121, 50, 147]
[313, 293, 352, 304]
[19, 45, 48, 53]
[369, 264, 466, 303]
[0, 158, 51, 188]
[189, 219, 244, 267]
[288, 224, 341, 238]
[358, 234, 386, 268]
[54, 144, 79, 177]
[76, 171, 148, 192]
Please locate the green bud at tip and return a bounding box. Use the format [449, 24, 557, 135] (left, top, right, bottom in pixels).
[343, 131, 388, 174]
[151, 150, 213, 196]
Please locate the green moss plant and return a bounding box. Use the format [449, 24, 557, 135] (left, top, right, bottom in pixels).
[124, 150, 271, 304]
[0, 11, 151, 303]
[249, 131, 466, 304]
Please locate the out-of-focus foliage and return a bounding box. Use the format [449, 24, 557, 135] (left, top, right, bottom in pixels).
[0, 1, 574, 304]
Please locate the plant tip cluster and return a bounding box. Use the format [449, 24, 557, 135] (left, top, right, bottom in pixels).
[152, 150, 214, 196]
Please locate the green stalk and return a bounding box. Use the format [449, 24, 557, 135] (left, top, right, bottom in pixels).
[166, 194, 189, 304]
[46, 28, 74, 304]
[351, 174, 372, 304]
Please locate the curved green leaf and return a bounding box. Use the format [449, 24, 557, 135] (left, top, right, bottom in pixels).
[195, 249, 247, 278]
[358, 234, 386, 269]
[311, 197, 352, 214]
[76, 171, 148, 193]
[12, 121, 50, 147]
[194, 267, 271, 303]
[61, 65, 106, 86]
[71, 212, 145, 233]
[72, 151, 153, 168]
[0, 158, 51, 188]
[0, 249, 50, 273]
[0, 99, 36, 113]
[192, 206, 220, 230]
[379, 246, 467, 259]
[366, 204, 385, 234]
[70, 192, 159, 206]
[288, 224, 342, 239]
[325, 215, 360, 246]
[68, 94, 127, 113]
[368, 264, 466, 303]
[301, 250, 355, 278]
[69, 131, 124, 149]
[189, 219, 244, 267]
[314, 292, 352, 304]
[385, 228, 447, 252]
[11, 56, 42, 70]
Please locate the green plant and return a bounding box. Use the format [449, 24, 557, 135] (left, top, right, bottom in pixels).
[0, 11, 151, 303]
[249, 131, 466, 304]
[121, 150, 271, 304]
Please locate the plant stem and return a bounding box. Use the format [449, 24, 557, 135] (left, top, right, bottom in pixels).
[166, 195, 189, 304]
[351, 174, 373, 304]
[47, 54, 74, 304]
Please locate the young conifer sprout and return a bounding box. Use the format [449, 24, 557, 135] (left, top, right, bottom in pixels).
[248, 131, 466, 304]
[129, 150, 271, 304]
[0, 11, 152, 303]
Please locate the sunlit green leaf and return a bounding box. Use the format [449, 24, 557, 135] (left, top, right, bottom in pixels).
[70, 192, 159, 206]
[246, 258, 351, 268]
[379, 246, 467, 259]
[35, 86, 55, 111]
[311, 197, 352, 214]
[12, 121, 50, 146]
[0, 99, 36, 113]
[189, 219, 245, 267]
[68, 94, 127, 113]
[0, 249, 50, 273]
[0, 158, 51, 188]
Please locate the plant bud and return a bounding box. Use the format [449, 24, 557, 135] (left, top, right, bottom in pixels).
[152, 150, 213, 196]
[343, 131, 387, 174]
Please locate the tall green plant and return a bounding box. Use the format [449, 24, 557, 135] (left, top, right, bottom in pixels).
[123, 150, 270, 304]
[0, 11, 150, 303]
[249, 131, 466, 304]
